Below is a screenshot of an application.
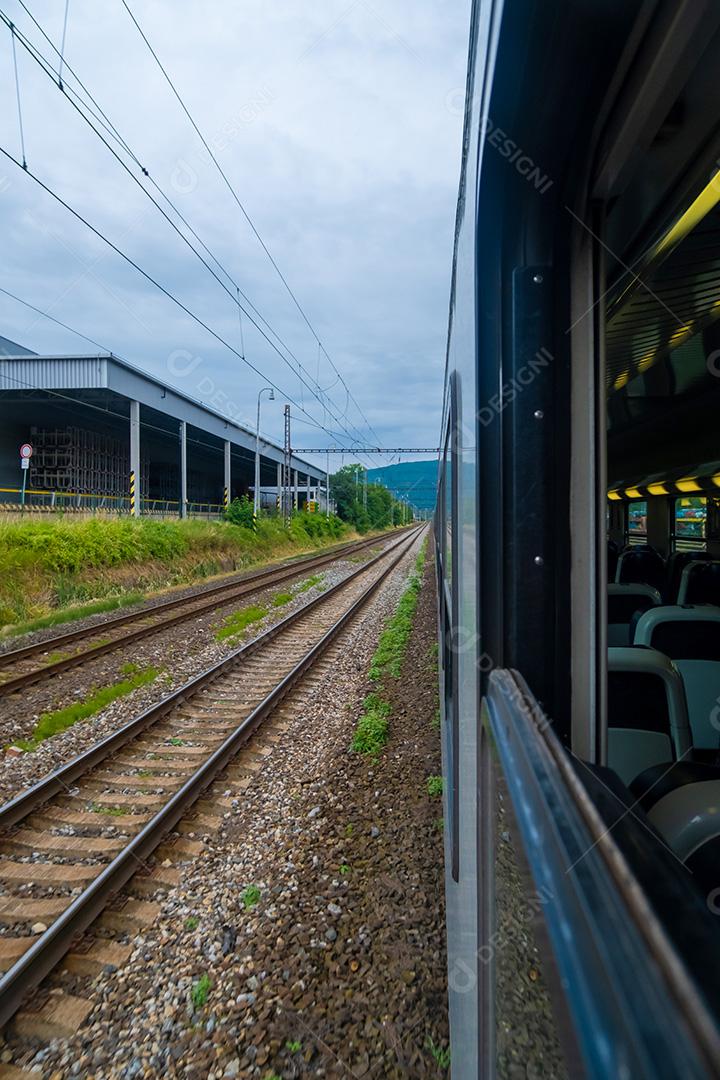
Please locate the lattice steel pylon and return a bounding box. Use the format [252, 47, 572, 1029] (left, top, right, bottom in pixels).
[282, 405, 292, 525]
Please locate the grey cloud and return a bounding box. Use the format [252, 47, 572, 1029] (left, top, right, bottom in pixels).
[0, 0, 469, 457]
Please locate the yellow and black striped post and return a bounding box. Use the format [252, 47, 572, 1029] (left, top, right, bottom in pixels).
[223, 487, 229, 511]
[129, 470, 136, 517]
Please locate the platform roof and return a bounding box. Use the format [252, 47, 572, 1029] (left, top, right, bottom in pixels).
[0, 352, 324, 480]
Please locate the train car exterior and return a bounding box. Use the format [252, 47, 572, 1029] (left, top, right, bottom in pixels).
[438, 1, 720, 1076]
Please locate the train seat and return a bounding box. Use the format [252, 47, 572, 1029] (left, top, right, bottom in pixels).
[607, 647, 691, 787]
[663, 550, 712, 603]
[634, 606, 720, 749]
[607, 583, 662, 647]
[677, 560, 720, 606]
[615, 545, 665, 590]
[626, 763, 720, 894]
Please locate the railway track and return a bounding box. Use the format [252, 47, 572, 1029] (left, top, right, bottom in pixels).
[0, 528, 409, 697]
[0, 525, 424, 1038]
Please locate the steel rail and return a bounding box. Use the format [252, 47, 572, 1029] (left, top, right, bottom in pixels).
[0, 524, 424, 1026]
[0, 525, 422, 832]
[0, 527, 412, 696]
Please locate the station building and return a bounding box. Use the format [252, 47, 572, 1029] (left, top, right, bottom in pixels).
[0, 336, 327, 515]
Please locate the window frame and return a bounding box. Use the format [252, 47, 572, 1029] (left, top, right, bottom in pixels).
[671, 495, 708, 553]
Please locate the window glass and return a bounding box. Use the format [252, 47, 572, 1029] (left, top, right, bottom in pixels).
[627, 500, 647, 545]
[673, 496, 707, 551]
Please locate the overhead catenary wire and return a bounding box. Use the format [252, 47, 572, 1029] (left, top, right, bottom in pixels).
[10, 23, 27, 169]
[2, 8, 378, 465]
[2, 9, 356, 432]
[57, 0, 70, 88]
[236, 288, 245, 360]
[0, 142, 339, 431]
[16, 0, 140, 162]
[0, 285, 108, 352]
[0, 142, 364, 457]
[119, 0, 385, 457]
[0, 286, 354, 444]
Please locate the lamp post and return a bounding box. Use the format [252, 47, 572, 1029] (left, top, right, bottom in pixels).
[326, 445, 332, 519]
[254, 387, 275, 519]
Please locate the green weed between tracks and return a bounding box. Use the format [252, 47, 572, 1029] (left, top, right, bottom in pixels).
[351, 540, 426, 754]
[297, 573, 324, 593]
[15, 665, 160, 751]
[272, 591, 294, 607]
[214, 572, 325, 642]
[214, 604, 268, 642]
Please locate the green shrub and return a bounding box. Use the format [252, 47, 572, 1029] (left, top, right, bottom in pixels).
[224, 495, 255, 529]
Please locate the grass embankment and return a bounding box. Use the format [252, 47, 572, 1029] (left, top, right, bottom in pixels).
[352, 542, 426, 754]
[0, 513, 347, 633]
[16, 662, 160, 751]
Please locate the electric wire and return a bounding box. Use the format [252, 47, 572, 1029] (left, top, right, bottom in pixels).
[0, 286, 352, 443]
[120, 0, 385, 455]
[57, 0, 70, 88]
[10, 23, 27, 169]
[3, 7, 377, 463]
[0, 139, 365, 456]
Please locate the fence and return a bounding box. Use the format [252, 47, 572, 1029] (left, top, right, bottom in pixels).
[0, 488, 226, 519]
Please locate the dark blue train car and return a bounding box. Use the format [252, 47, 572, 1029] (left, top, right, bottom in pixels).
[438, 1, 720, 1075]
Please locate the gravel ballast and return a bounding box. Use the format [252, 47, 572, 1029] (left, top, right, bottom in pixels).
[9, 529, 448, 1078]
[0, 540, 394, 805]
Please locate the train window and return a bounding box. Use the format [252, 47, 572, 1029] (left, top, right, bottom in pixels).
[626, 500, 647, 545]
[672, 497, 707, 552]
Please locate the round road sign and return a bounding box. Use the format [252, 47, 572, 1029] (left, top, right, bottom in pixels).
[19, 443, 33, 459]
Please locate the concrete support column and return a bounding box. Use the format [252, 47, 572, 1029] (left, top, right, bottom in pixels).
[223, 440, 231, 510]
[129, 399, 140, 517]
[179, 420, 187, 519]
[306, 473, 311, 508]
[293, 469, 298, 511]
[276, 463, 282, 512]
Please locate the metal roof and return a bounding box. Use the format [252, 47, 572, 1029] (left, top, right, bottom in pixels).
[0, 352, 324, 479]
[0, 335, 36, 358]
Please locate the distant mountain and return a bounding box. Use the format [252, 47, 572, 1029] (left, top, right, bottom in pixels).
[366, 458, 438, 513]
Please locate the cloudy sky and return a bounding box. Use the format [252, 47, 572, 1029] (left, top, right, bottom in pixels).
[0, 0, 469, 463]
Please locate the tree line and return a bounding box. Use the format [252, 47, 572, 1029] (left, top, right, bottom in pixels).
[329, 465, 414, 532]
